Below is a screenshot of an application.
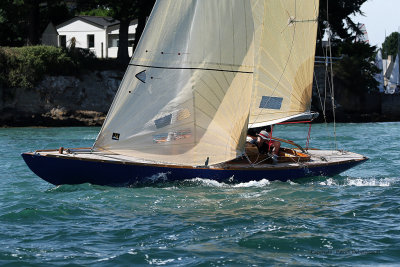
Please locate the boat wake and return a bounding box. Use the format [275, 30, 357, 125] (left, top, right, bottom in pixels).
[43, 175, 398, 190]
[317, 177, 398, 187]
[180, 178, 271, 188]
[176, 176, 398, 188]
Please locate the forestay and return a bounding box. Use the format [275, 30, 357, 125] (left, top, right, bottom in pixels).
[249, 0, 319, 128]
[94, 0, 255, 166]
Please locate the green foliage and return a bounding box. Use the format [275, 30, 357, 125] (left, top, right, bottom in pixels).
[319, 0, 367, 41]
[317, 0, 367, 56]
[382, 32, 399, 59]
[0, 1, 74, 46]
[66, 47, 97, 69]
[79, 8, 113, 17]
[316, 1, 380, 94]
[334, 42, 380, 94]
[0, 46, 124, 89]
[0, 46, 77, 88]
[0, 0, 26, 46]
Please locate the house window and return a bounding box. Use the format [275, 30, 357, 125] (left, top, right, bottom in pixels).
[128, 34, 136, 47]
[59, 35, 66, 47]
[108, 34, 119, 47]
[87, 34, 95, 48]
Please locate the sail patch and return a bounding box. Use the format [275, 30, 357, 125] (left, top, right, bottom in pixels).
[155, 114, 172, 129]
[259, 96, 283, 110]
[154, 109, 191, 129]
[112, 133, 120, 140]
[135, 70, 146, 83]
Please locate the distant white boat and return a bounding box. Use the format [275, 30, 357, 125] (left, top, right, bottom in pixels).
[387, 54, 399, 94]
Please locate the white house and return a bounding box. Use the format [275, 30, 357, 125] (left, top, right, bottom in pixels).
[42, 16, 137, 58]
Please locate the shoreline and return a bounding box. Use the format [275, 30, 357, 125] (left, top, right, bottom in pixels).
[2, 117, 399, 128]
[2, 70, 400, 128]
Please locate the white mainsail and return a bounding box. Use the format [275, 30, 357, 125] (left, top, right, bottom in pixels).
[249, 0, 319, 128]
[94, 0, 319, 166]
[374, 50, 385, 93]
[94, 0, 255, 166]
[387, 54, 399, 94]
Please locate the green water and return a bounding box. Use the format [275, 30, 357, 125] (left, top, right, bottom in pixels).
[0, 123, 399, 266]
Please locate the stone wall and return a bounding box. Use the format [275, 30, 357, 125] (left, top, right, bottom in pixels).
[382, 94, 400, 118]
[0, 71, 123, 126]
[312, 65, 400, 122]
[2, 67, 400, 127]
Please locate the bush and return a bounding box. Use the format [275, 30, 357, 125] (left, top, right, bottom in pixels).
[0, 46, 78, 88]
[0, 45, 124, 89]
[66, 47, 96, 69]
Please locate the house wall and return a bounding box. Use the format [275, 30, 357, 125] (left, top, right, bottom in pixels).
[57, 20, 106, 58]
[107, 22, 137, 58]
[55, 18, 138, 58]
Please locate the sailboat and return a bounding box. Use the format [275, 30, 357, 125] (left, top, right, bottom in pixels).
[387, 54, 399, 94]
[22, 0, 367, 186]
[374, 50, 385, 93]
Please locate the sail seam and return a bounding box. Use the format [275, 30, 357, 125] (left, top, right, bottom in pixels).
[128, 63, 254, 74]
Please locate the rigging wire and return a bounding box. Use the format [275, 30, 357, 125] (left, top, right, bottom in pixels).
[313, 70, 327, 122]
[314, 0, 338, 151]
[326, 0, 338, 150]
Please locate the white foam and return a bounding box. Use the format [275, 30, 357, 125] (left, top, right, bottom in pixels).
[189, 178, 226, 187]
[148, 258, 175, 265]
[239, 192, 262, 198]
[186, 178, 271, 188]
[233, 179, 271, 188]
[319, 178, 337, 186]
[145, 172, 170, 183]
[345, 177, 395, 187]
[318, 177, 397, 187]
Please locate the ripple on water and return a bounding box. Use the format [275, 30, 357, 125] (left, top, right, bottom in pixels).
[1, 124, 400, 265]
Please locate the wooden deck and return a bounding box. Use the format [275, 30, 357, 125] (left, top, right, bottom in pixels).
[32, 147, 367, 171]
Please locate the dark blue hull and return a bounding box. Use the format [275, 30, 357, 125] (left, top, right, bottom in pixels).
[21, 153, 367, 186]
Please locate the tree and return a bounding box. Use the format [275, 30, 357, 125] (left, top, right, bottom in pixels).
[79, 8, 113, 17]
[316, 1, 380, 94]
[382, 32, 399, 59]
[317, 0, 367, 55]
[0, 0, 73, 46]
[132, 1, 155, 53]
[0, 0, 26, 46]
[334, 42, 379, 94]
[93, 0, 155, 65]
[26, 0, 41, 45]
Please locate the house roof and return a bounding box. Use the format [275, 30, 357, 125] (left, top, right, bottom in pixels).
[56, 16, 120, 30]
[42, 22, 58, 35]
[79, 16, 119, 27]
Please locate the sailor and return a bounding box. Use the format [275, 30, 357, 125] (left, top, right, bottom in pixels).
[247, 126, 281, 164]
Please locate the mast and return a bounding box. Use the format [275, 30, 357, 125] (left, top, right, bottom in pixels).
[397, 26, 399, 87]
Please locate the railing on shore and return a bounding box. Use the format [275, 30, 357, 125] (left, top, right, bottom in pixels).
[315, 56, 343, 64]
